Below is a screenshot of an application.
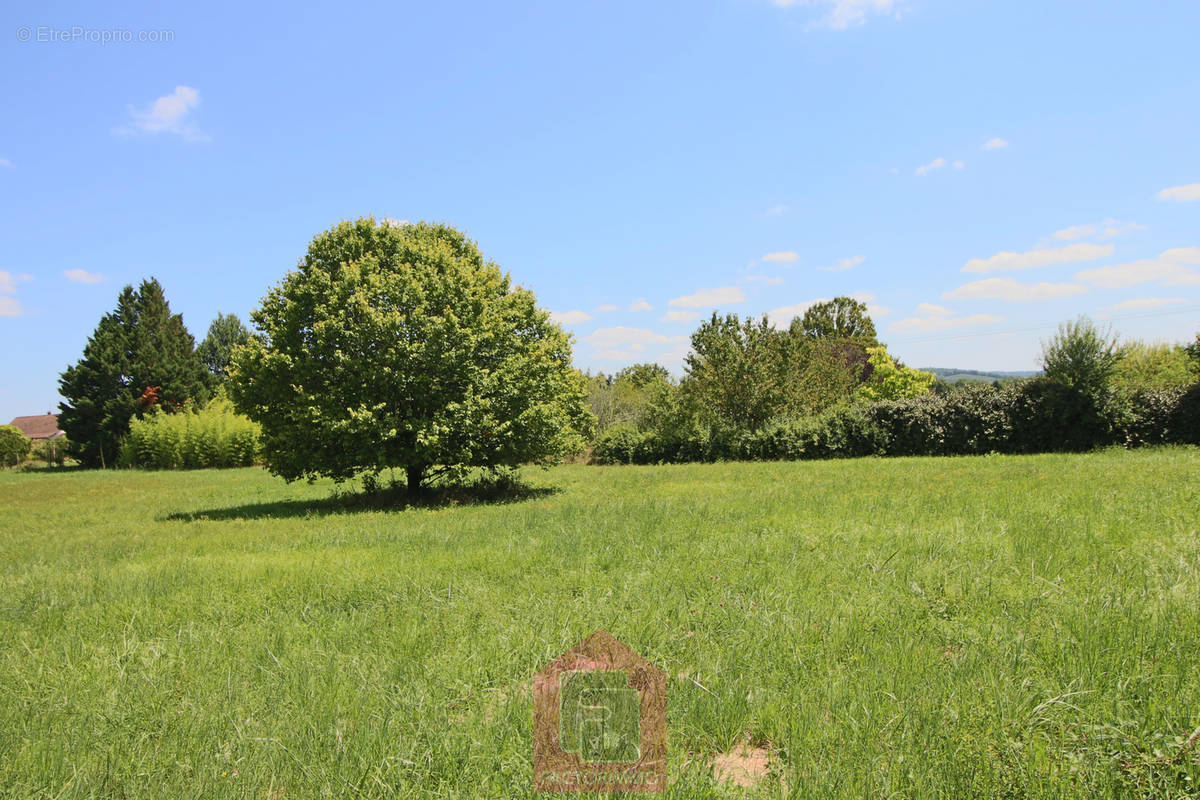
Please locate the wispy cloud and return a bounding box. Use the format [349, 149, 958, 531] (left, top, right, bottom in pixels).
[915, 157, 947, 177]
[668, 286, 746, 308]
[0, 271, 33, 295]
[772, 0, 899, 30]
[762, 251, 800, 263]
[1098, 297, 1187, 313]
[766, 298, 825, 328]
[890, 304, 1004, 333]
[0, 270, 32, 317]
[766, 204, 789, 216]
[0, 157, 12, 168]
[962, 242, 1113, 274]
[584, 327, 688, 349]
[549, 309, 593, 324]
[1049, 218, 1144, 242]
[1157, 183, 1200, 203]
[1074, 247, 1200, 288]
[64, 269, 106, 284]
[982, 138, 1009, 150]
[741, 274, 784, 286]
[661, 310, 701, 323]
[943, 277, 1088, 302]
[595, 304, 618, 313]
[821, 255, 865, 272]
[629, 298, 652, 312]
[118, 86, 206, 140]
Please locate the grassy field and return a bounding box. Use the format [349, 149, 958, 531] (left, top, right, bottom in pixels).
[2, 450, 1199, 799]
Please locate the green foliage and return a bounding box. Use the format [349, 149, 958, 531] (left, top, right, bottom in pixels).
[1187, 333, 1200, 367]
[585, 363, 673, 431]
[794, 296, 877, 340]
[857, 345, 935, 401]
[1040, 316, 1120, 398]
[196, 312, 251, 387]
[58, 278, 209, 468]
[230, 218, 594, 492]
[593, 376, 1197, 464]
[118, 395, 261, 469]
[30, 437, 70, 467]
[1112, 339, 1194, 393]
[682, 312, 791, 431]
[0, 425, 31, 467]
[789, 337, 872, 414]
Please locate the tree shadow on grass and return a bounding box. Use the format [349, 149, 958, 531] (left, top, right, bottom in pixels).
[163, 479, 562, 522]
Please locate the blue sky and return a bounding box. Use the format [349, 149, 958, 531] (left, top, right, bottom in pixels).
[3, 0, 1199, 422]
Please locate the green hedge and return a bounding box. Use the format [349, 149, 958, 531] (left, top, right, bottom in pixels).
[592, 378, 1200, 464]
[118, 398, 261, 469]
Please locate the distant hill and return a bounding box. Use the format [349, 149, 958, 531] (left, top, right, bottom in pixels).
[921, 367, 1041, 383]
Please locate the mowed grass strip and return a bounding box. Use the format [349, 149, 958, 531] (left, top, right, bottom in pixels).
[1, 449, 1198, 798]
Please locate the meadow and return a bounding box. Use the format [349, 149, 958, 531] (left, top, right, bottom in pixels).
[2, 449, 1199, 798]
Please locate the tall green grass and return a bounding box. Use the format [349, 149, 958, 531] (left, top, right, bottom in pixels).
[1, 449, 1197, 798]
[118, 396, 261, 469]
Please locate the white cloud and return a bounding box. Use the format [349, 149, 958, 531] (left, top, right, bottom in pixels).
[983, 138, 1009, 150]
[943, 277, 1088, 302]
[767, 204, 789, 216]
[1050, 218, 1144, 242]
[915, 157, 947, 177]
[962, 242, 1113, 274]
[766, 298, 826, 328]
[595, 304, 618, 313]
[1157, 183, 1200, 203]
[773, 0, 899, 30]
[741, 274, 784, 285]
[549, 309, 593, 324]
[661, 310, 701, 323]
[890, 306, 1005, 333]
[1074, 247, 1200, 288]
[382, 217, 411, 227]
[119, 86, 206, 140]
[821, 255, 865, 272]
[629, 298, 652, 312]
[0, 271, 32, 317]
[0, 270, 33, 295]
[850, 291, 890, 318]
[1098, 297, 1187, 313]
[953, 160, 965, 170]
[668, 286, 746, 308]
[583, 327, 688, 349]
[762, 251, 799, 263]
[1163, 247, 1200, 265]
[0, 157, 12, 168]
[64, 269, 106, 284]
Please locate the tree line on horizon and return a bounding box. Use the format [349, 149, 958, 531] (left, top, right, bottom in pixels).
[43, 217, 1200, 486]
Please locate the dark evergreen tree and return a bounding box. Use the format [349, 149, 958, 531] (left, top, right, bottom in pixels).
[197, 312, 251, 387]
[58, 278, 208, 467]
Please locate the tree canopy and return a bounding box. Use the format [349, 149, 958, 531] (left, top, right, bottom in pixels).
[197, 312, 251, 387]
[228, 218, 594, 494]
[1040, 316, 1121, 398]
[58, 278, 208, 467]
[794, 297, 877, 341]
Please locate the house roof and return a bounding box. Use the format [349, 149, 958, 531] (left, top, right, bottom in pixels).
[7, 414, 65, 440]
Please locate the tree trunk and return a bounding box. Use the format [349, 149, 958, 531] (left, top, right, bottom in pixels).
[406, 464, 426, 498]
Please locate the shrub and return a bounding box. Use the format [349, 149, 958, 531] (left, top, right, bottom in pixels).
[119, 396, 261, 469]
[1170, 384, 1200, 445]
[31, 437, 70, 467]
[0, 425, 31, 467]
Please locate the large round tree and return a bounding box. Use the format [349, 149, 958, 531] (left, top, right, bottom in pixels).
[229, 218, 593, 494]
